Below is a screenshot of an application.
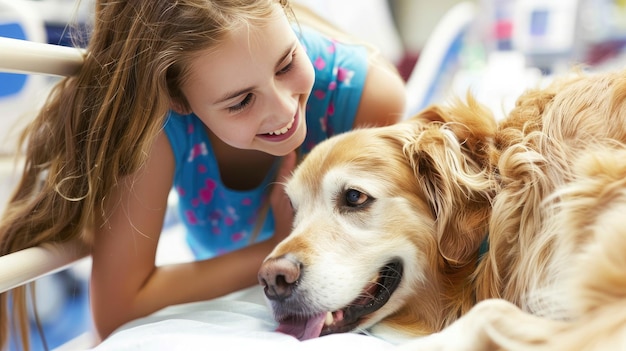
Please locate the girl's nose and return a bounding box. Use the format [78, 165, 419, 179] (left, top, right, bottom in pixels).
[268, 82, 297, 117]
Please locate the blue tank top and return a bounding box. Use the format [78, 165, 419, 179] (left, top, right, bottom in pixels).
[164, 26, 368, 259]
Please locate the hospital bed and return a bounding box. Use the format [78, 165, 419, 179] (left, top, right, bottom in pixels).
[0, 1, 482, 349]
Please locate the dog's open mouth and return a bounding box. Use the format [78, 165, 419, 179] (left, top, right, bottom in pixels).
[275, 259, 403, 340]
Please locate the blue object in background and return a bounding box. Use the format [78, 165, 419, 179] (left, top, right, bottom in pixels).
[0, 23, 28, 97]
[45, 23, 89, 48]
[6, 272, 92, 351]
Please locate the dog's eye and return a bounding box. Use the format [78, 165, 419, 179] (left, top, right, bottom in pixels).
[345, 189, 369, 207]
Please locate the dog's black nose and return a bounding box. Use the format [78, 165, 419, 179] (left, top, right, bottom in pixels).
[258, 255, 301, 301]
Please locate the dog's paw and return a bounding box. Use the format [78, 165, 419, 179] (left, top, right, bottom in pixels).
[395, 300, 520, 351]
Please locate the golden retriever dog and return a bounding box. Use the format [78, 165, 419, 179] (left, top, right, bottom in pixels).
[257, 69, 626, 350]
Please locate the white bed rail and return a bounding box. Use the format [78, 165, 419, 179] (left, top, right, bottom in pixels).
[0, 36, 87, 288]
[0, 35, 92, 349]
[0, 240, 89, 294]
[0, 36, 84, 76]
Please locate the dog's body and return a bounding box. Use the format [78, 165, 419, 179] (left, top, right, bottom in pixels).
[258, 69, 626, 349]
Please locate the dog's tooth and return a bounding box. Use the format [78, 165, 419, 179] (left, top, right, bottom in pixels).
[325, 311, 333, 326]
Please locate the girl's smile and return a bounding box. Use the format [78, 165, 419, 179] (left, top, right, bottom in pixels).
[259, 109, 299, 142]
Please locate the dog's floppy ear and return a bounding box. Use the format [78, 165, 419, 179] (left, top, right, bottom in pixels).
[405, 97, 496, 267]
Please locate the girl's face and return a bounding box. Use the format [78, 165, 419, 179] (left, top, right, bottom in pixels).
[180, 4, 315, 156]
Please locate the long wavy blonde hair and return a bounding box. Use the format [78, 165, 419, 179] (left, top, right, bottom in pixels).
[0, 1, 294, 349]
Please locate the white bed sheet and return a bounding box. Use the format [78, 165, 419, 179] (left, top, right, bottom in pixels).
[89, 286, 398, 351]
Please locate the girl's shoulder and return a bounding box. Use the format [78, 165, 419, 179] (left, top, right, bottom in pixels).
[296, 25, 367, 64]
[297, 26, 370, 153]
[164, 111, 203, 151]
[163, 111, 214, 177]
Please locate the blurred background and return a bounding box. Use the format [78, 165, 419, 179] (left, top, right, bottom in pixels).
[1, 0, 625, 349]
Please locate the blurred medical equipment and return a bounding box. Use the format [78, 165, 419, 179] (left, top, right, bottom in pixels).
[403, 1, 477, 118]
[510, 0, 623, 74]
[404, 0, 626, 120]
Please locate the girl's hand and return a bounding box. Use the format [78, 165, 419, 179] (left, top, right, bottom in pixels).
[270, 151, 297, 245]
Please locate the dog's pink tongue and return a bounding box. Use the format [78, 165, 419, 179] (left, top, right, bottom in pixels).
[276, 312, 326, 340]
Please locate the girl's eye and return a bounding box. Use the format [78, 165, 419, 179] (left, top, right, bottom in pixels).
[277, 62, 293, 75]
[277, 53, 296, 76]
[228, 93, 254, 113]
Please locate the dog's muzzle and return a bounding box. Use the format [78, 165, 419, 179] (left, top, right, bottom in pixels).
[258, 257, 403, 340]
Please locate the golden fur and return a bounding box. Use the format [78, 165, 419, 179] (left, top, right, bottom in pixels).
[260, 69, 626, 349]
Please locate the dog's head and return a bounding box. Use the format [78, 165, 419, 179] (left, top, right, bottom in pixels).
[258, 97, 497, 340]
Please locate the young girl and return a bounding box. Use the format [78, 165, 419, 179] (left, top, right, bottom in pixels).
[0, 0, 406, 348]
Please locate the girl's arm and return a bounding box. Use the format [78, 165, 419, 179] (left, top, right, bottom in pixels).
[90, 131, 296, 340]
[353, 55, 407, 128]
